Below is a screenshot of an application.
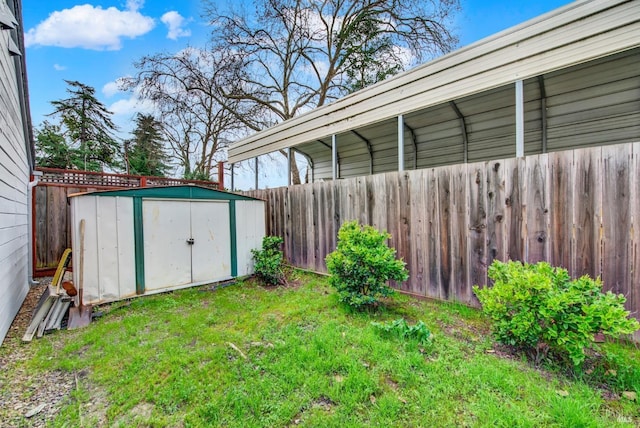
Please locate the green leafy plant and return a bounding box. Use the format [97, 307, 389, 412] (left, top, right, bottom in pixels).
[473, 260, 639, 366]
[251, 236, 285, 285]
[325, 220, 408, 309]
[372, 318, 432, 345]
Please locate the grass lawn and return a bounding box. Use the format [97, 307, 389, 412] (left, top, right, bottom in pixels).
[2, 271, 639, 427]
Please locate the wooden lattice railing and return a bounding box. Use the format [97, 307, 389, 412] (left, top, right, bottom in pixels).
[35, 163, 224, 190]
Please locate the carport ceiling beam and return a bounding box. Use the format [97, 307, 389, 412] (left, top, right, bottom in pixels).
[398, 115, 404, 172]
[351, 130, 374, 175]
[332, 135, 339, 180]
[403, 123, 418, 170]
[538, 75, 548, 153]
[318, 139, 340, 176]
[515, 80, 524, 157]
[317, 139, 332, 150]
[449, 101, 468, 163]
[294, 147, 314, 183]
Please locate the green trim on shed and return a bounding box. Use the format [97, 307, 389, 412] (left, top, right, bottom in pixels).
[229, 200, 237, 277]
[133, 197, 145, 294]
[68, 185, 261, 201]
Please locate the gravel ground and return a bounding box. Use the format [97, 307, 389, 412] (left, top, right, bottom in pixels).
[0, 278, 78, 427]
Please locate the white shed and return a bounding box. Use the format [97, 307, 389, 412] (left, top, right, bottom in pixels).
[69, 186, 265, 305]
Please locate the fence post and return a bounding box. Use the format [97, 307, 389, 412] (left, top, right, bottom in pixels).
[140, 176, 147, 187]
[218, 161, 225, 190]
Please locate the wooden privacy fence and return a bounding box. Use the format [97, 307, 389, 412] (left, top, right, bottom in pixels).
[246, 142, 640, 319]
[34, 166, 223, 276]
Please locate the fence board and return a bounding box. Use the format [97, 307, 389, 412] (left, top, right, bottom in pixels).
[244, 143, 640, 319]
[398, 172, 412, 293]
[485, 160, 507, 271]
[451, 165, 469, 304]
[506, 158, 525, 261]
[573, 147, 602, 280]
[468, 163, 488, 293]
[602, 145, 630, 296]
[437, 167, 453, 300]
[525, 154, 550, 263]
[631, 143, 640, 324]
[408, 170, 426, 295]
[425, 168, 442, 299]
[549, 150, 574, 272]
[35, 186, 48, 269]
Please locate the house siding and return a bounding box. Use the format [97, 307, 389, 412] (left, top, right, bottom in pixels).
[0, 0, 31, 344]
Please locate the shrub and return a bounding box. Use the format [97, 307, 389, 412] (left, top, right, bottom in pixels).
[473, 260, 639, 366]
[372, 318, 432, 346]
[251, 236, 285, 285]
[325, 220, 408, 309]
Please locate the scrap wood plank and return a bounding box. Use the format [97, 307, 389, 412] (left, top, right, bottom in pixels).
[22, 286, 56, 342]
[37, 294, 60, 338]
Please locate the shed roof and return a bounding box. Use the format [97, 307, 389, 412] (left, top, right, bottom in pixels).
[68, 185, 262, 201]
[228, 0, 640, 166]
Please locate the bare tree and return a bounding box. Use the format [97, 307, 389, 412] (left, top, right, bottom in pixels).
[204, 0, 459, 183]
[120, 48, 252, 180]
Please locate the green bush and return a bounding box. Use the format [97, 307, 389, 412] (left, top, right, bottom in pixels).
[251, 236, 285, 285]
[473, 260, 639, 366]
[325, 220, 408, 309]
[372, 318, 432, 346]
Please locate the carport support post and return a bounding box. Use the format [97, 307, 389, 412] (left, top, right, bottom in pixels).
[332, 135, 338, 180]
[515, 79, 524, 157]
[230, 163, 235, 191]
[287, 148, 292, 186]
[254, 157, 259, 190]
[398, 115, 405, 171]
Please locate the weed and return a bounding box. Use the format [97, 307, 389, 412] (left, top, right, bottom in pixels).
[371, 318, 432, 346]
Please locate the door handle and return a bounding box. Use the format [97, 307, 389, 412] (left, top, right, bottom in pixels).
[186, 238, 195, 245]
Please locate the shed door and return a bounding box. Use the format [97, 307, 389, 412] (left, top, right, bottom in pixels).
[191, 201, 231, 282]
[143, 199, 231, 291]
[143, 200, 192, 291]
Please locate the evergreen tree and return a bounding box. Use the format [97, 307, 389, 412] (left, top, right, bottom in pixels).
[125, 114, 171, 177]
[49, 80, 121, 171]
[34, 121, 77, 169]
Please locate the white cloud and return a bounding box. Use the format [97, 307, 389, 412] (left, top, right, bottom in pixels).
[53, 63, 66, 71]
[25, 4, 155, 50]
[102, 81, 121, 98]
[109, 95, 155, 117]
[161, 11, 191, 40]
[126, 0, 145, 12]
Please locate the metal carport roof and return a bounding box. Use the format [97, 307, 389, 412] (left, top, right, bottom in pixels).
[228, 0, 640, 183]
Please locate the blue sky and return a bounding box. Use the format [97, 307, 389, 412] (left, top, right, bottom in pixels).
[22, 0, 573, 184]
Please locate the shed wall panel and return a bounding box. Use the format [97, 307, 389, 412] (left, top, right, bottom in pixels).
[71, 196, 135, 305]
[235, 200, 267, 276]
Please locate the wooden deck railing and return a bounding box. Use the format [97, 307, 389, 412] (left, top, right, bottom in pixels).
[36, 163, 224, 190]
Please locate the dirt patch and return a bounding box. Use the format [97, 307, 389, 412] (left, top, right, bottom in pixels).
[289, 395, 336, 425]
[385, 376, 399, 390]
[3, 279, 51, 343]
[0, 278, 88, 427]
